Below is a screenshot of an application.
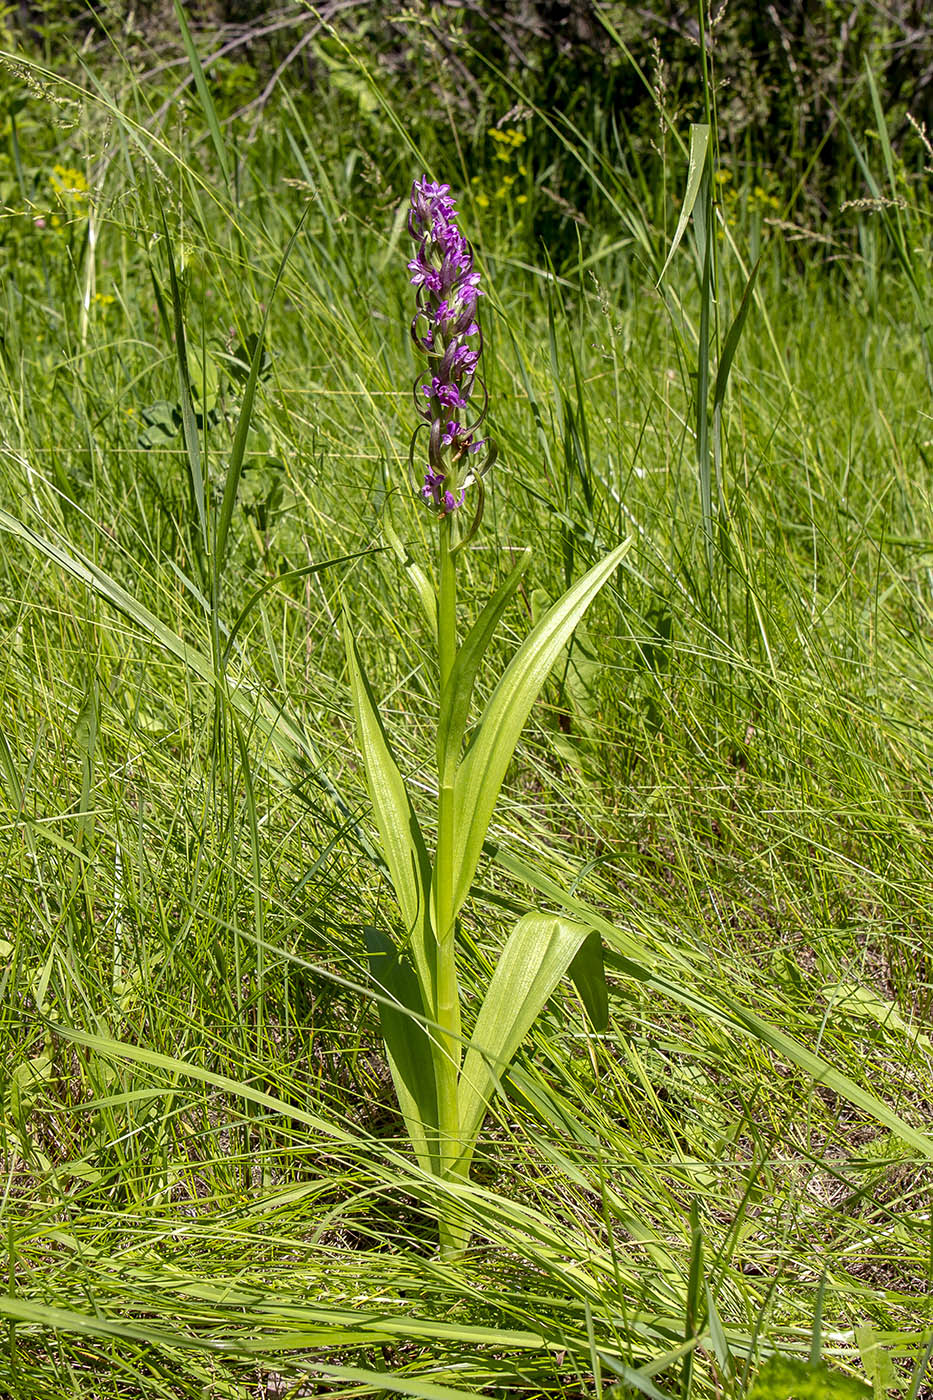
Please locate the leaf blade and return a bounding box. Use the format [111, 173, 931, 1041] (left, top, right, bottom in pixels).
[657, 122, 710, 284]
[456, 912, 596, 1174]
[344, 630, 436, 1011]
[451, 540, 630, 917]
[364, 927, 439, 1176]
[171, 0, 232, 190]
[437, 547, 532, 775]
[567, 927, 608, 1031]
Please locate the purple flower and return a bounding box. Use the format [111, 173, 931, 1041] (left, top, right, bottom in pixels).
[445, 343, 479, 377]
[408, 181, 457, 240]
[421, 469, 465, 513]
[407, 175, 496, 519]
[423, 377, 468, 410]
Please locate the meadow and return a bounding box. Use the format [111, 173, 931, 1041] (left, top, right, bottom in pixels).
[1, 6, 932, 1397]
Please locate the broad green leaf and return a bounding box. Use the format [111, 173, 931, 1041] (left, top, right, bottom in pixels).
[823, 980, 933, 1056]
[451, 540, 630, 917]
[493, 846, 933, 1163]
[657, 122, 710, 284]
[530, 587, 601, 734]
[712, 256, 761, 493]
[455, 912, 597, 1176]
[748, 1356, 870, 1400]
[567, 927, 608, 1031]
[344, 631, 436, 1012]
[437, 547, 532, 776]
[364, 927, 439, 1176]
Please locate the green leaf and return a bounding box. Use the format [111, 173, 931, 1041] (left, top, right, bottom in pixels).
[492, 846, 933, 1163]
[437, 547, 532, 776]
[451, 540, 630, 917]
[344, 630, 436, 1012]
[713, 256, 761, 416]
[856, 1323, 897, 1400]
[455, 912, 597, 1175]
[712, 256, 761, 493]
[364, 927, 439, 1176]
[567, 928, 608, 1031]
[705, 1283, 732, 1379]
[657, 122, 710, 284]
[748, 1356, 870, 1400]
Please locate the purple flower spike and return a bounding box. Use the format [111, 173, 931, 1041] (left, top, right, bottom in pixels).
[407, 175, 496, 520]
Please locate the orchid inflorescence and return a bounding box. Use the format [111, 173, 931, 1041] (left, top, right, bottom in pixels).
[343, 173, 628, 1256]
[407, 177, 496, 531]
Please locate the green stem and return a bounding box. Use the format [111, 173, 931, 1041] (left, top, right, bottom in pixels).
[434, 514, 463, 1256]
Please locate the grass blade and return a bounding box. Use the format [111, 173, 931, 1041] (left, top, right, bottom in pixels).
[171, 0, 232, 191]
[657, 122, 710, 283]
[214, 213, 307, 604]
[160, 210, 207, 553]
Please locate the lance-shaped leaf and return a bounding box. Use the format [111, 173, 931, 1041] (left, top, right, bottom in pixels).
[657, 122, 710, 285]
[455, 912, 600, 1177]
[450, 540, 630, 918]
[344, 630, 436, 1011]
[496, 844, 933, 1164]
[364, 928, 439, 1176]
[567, 927, 608, 1031]
[437, 547, 532, 776]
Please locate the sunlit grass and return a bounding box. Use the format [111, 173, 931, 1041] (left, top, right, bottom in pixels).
[1, 11, 932, 1398]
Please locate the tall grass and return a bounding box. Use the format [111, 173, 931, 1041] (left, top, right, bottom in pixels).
[1, 10, 932, 1398]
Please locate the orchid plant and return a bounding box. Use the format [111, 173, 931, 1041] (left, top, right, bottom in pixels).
[345, 177, 629, 1255]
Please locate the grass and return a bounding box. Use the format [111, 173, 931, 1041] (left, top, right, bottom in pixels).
[1, 8, 932, 1398]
